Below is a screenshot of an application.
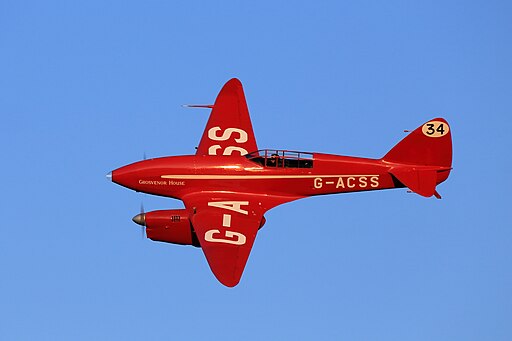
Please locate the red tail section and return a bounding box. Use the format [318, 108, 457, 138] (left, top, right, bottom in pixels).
[383, 118, 452, 198]
[383, 118, 452, 167]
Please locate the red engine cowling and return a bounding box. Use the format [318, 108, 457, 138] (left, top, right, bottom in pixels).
[144, 209, 199, 247]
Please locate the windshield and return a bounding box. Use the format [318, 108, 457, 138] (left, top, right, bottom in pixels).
[245, 150, 314, 168]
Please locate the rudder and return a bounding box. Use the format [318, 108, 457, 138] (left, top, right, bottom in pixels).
[383, 118, 452, 168]
[383, 118, 452, 198]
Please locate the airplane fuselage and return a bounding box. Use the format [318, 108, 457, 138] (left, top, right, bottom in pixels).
[112, 152, 449, 201]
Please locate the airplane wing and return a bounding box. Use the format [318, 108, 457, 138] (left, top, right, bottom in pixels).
[196, 78, 258, 156]
[183, 192, 299, 287]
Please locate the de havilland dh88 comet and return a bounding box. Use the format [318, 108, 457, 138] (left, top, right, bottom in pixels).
[108, 78, 452, 287]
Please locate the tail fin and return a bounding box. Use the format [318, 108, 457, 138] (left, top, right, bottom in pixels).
[382, 118, 452, 198]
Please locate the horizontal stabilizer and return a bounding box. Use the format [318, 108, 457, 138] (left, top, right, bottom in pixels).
[389, 167, 438, 198]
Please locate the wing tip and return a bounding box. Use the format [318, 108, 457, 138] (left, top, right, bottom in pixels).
[219, 278, 241, 288]
[226, 77, 241, 85]
[210, 266, 243, 287]
[222, 78, 243, 92]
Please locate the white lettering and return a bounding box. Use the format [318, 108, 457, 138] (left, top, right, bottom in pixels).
[347, 177, 356, 188]
[223, 146, 248, 156]
[208, 127, 248, 143]
[336, 177, 345, 189]
[208, 201, 249, 215]
[359, 176, 367, 187]
[204, 229, 246, 245]
[138, 180, 167, 185]
[371, 176, 379, 188]
[208, 145, 222, 155]
[168, 180, 185, 186]
[314, 177, 323, 189]
[222, 214, 231, 227]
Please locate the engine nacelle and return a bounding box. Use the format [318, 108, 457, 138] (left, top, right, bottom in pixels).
[141, 209, 199, 247]
[132, 209, 265, 246]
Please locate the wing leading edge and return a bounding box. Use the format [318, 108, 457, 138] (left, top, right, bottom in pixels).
[196, 78, 258, 156]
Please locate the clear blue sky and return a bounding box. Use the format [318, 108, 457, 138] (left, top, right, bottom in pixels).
[1, 1, 511, 340]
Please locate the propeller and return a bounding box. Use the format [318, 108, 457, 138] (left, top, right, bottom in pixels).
[132, 151, 147, 239]
[132, 202, 146, 239]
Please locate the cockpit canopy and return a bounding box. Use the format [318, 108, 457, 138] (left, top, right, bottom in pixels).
[245, 150, 314, 168]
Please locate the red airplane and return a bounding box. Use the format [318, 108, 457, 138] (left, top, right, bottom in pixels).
[108, 78, 452, 287]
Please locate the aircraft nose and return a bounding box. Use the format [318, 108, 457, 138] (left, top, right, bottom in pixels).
[132, 213, 146, 226]
[106, 171, 112, 181]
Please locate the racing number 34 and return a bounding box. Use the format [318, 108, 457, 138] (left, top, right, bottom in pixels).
[422, 120, 450, 138]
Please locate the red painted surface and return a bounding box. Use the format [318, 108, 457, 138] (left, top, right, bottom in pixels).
[109, 78, 453, 287]
[144, 209, 197, 246]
